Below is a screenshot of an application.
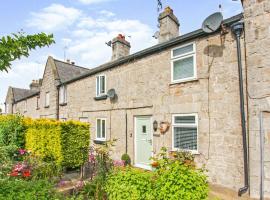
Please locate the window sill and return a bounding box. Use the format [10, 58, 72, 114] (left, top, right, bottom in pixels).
[36, 108, 40, 110]
[44, 106, 50, 109]
[170, 78, 198, 86]
[170, 149, 200, 155]
[59, 103, 67, 106]
[94, 95, 107, 101]
[94, 140, 106, 145]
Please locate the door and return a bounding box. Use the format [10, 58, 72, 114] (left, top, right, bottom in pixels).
[135, 116, 153, 170]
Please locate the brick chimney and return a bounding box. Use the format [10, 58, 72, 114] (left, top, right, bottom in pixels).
[111, 34, 131, 61]
[158, 6, 180, 43]
[29, 79, 42, 91]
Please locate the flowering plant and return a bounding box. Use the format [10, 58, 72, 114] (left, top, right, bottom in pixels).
[9, 162, 31, 178]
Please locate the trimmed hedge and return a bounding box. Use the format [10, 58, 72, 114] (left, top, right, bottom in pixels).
[0, 115, 26, 148]
[25, 119, 90, 168]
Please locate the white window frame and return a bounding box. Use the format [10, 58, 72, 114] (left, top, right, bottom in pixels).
[171, 42, 197, 83]
[172, 113, 199, 154]
[96, 118, 106, 141]
[96, 75, 106, 97]
[24, 101, 27, 112]
[45, 92, 50, 107]
[59, 85, 67, 104]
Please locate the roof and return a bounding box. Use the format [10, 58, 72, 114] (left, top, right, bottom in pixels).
[12, 87, 39, 103]
[53, 59, 91, 83]
[61, 13, 243, 86]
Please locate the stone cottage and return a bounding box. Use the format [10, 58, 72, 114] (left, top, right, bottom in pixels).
[4, 0, 270, 199]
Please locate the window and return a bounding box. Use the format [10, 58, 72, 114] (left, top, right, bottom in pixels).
[96, 75, 106, 97]
[96, 118, 106, 141]
[24, 101, 27, 112]
[59, 85, 67, 104]
[79, 118, 88, 123]
[60, 118, 67, 122]
[5, 104, 9, 113]
[45, 92, 50, 107]
[172, 114, 198, 153]
[36, 96, 40, 109]
[171, 43, 196, 83]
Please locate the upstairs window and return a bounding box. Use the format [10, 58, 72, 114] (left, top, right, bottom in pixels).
[36, 96, 40, 109]
[96, 75, 106, 97]
[96, 118, 106, 141]
[59, 85, 67, 105]
[45, 92, 50, 108]
[171, 43, 196, 83]
[172, 114, 198, 153]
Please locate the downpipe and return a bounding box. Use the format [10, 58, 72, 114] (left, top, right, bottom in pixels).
[231, 21, 249, 196]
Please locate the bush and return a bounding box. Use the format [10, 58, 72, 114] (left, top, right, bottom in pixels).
[121, 153, 131, 166]
[0, 179, 62, 200]
[25, 119, 90, 168]
[105, 167, 154, 200]
[0, 115, 26, 148]
[154, 162, 208, 200]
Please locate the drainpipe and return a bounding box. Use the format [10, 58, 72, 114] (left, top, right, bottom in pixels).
[231, 21, 249, 196]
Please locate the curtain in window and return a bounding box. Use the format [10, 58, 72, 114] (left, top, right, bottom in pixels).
[173, 56, 194, 80]
[174, 127, 197, 150]
[97, 119, 101, 138]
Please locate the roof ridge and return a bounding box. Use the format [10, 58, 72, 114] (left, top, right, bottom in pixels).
[53, 58, 91, 71]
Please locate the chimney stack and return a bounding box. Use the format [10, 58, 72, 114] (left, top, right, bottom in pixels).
[29, 79, 42, 91]
[111, 34, 131, 61]
[158, 6, 180, 43]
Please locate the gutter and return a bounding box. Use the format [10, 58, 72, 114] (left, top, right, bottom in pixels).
[231, 21, 249, 196]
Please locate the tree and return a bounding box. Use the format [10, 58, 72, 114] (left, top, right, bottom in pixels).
[0, 32, 55, 72]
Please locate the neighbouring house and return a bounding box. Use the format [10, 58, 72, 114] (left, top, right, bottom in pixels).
[4, 0, 270, 199]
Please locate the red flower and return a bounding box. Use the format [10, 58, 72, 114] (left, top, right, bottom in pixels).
[22, 170, 31, 177]
[10, 171, 18, 177]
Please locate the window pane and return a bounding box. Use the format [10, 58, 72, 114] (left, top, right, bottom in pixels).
[59, 87, 63, 103]
[102, 120, 106, 138]
[173, 44, 193, 57]
[100, 76, 105, 94]
[173, 56, 194, 80]
[97, 119, 101, 138]
[175, 116, 196, 124]
[96, 77, 100, 96]
[174, 127, 197, 150]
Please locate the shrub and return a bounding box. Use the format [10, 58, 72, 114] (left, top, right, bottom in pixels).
[121, 153, 131, 166]
[0, 179, 62, 200]
[153, 161, 209, 200]
[25, 119, 90, 168]
[0, 115, 26, 148]
[105, 167, 154, 200]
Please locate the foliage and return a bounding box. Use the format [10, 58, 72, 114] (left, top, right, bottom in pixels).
[121, 153, 131, 166]
[25, 118, 90, 168]
[0, 179, 62, 200]
[0, 115, 26, 148]
[105, 167, 154, 200]
[153, 161, 208, 200]
[0, 146, 15, 179]
[0, 32, 55, 72]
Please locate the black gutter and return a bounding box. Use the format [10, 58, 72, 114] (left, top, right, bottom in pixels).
[231, 21, 249, 196]
[60, 13, 243, 86]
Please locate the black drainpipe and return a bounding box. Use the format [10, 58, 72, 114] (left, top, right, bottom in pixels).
[231, 21, 249, 196]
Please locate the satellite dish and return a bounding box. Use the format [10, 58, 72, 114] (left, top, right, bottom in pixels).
[202, 12, 223, 33]
[107, 89, 116, 99]
[152, 31, 160, 39]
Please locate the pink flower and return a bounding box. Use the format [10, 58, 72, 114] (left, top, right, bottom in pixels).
[18, 149, 26, 155]
[113, 160, 125, 167]
[89, 154, 95, 162]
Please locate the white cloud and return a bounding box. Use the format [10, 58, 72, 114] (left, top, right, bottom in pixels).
[99, 10, 115, 17]
[27, 4, 82, 31]
[76, 0, 112, 5]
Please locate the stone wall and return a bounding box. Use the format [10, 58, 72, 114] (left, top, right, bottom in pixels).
[243, 0, 270, 198]
[15, 96, 40, 119]
[5, 87, 13, 114]
[59, 30, 246, 192]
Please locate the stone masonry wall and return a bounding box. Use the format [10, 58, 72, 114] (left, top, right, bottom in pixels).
[243, 0, 270, 198]
[15, 96, 40, 119]
[59, 30, 246, 192]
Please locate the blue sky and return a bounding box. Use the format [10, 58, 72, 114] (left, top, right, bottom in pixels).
[0, 0, 243, 111]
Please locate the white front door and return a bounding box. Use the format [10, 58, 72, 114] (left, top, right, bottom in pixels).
[135, 116, 153, 170]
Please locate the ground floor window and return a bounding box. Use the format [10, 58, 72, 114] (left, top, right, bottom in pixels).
[96, 118, 106, 141]
[172, 114, 198, 152]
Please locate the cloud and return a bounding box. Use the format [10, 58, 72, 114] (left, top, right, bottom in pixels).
[76, 0, 112, 5]
[99, 10, 115, 17]
[27, 4, 82, 31]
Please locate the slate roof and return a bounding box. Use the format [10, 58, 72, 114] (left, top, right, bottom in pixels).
[54, 59, 91, 83]
[12, 87, 39, 102]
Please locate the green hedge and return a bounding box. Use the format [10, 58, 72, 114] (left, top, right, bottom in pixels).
[25, 119, 90, 168]
[0, 115, 26, 148]
[105, 163, 208, 200]
[0, 179, 62, 200]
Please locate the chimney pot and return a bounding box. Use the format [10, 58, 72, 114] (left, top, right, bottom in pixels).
[66, 59, 70, 63]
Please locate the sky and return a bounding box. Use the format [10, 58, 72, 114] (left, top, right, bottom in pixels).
[0, 0, 243, 111]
